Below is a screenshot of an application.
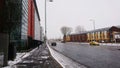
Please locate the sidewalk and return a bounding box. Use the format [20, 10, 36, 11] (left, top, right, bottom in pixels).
[3, 44, 62, 68]
[69, 42, 120, 46]
[99, 43, 120, 46]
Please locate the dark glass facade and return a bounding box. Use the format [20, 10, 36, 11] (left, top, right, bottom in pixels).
[7, 0, 22, 43]
[8, 0, 29, 50]
[0, 0, 22, 33]
[21, 0, 28, 39]
[20, 0, 29, 47]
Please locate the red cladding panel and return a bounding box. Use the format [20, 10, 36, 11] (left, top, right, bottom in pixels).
[28, 0, 35, 38]
[31, 2, 35, 38]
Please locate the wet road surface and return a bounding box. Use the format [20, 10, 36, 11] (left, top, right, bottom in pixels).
[52, 42, 120, 68]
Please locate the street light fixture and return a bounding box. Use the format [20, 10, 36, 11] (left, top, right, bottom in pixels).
[49, 0, 53, 2]
[90, 19, 95, 30]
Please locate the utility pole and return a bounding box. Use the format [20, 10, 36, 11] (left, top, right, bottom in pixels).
[44, 0, 47, 43]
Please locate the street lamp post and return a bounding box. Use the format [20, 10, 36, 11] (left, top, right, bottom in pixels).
[90, 19, 95, 30]
[90, 19, 95, 41]
[44, 0, 53, 42]
[45, 0, 47, 40]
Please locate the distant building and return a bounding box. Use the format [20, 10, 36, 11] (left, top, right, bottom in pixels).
[114, 32, 120, 42]
[65, 26, 120, 43]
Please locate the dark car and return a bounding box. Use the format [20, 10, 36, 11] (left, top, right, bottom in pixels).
[51, 42, 57, 46]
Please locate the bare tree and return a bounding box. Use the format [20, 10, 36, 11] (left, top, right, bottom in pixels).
[61, 26, 72, 42]
[75, 25, 86, 33]
[61, 26, 72, 35]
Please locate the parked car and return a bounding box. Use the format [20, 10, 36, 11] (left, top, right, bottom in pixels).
[89, 41, 99, 46]
[51, 42, 57, 46]
[61, 41, 65, 43]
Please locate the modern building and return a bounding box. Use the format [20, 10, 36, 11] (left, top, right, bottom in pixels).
[0, 0, 41, 66]
[7, 0, 41, 50]
[0, 0, 41, 48]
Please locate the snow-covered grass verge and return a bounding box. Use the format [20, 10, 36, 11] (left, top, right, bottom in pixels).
[3, 48, 37, 68]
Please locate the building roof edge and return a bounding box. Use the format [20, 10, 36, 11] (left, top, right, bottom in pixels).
[33, 0, 40, 21]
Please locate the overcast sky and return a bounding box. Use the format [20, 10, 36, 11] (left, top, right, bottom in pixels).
[36, 0, 120, 39]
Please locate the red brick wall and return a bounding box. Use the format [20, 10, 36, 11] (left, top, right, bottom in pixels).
[69, 34, 87, 42]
